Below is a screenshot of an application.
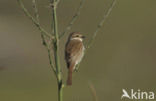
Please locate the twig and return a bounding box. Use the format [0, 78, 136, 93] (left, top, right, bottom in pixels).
[32, 0, 56, 75]
[47, 48, 57, 76]
[87, 0, 117, 49]
[32, 0, 46, 45]
[59, 0, 86, 39]
[88, 82, 98, 101]
[74, 0, 116, 73]
[17, 0, 53, 39]
[32, 0, 39, 22]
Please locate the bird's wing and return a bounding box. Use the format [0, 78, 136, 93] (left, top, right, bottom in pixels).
[65, 40, 83, 66]
[66, 40, 83, 57]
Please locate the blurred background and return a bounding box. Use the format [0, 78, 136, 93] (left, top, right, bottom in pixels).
[0, 0, 156, 101]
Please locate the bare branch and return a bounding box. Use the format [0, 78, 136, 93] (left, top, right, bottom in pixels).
[47, 48, 57, 76]
[59, 0, 86, 39]
[17, 0, 53, 39]
[32, 0, 39, 22]
[74, 0, 116, 73]
[32, 0, 56, 75]
[87, 0, 117, 49]
[88, 82, 99, 101]
[32, 0, 45, 45]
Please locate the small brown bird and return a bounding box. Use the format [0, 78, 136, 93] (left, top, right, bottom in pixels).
[65, 32, 85, 86]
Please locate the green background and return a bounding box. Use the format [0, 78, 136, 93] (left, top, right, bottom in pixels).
[0, 0, 156, 101]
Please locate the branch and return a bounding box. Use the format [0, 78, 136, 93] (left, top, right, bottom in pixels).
[32, 0, 39, 22]
[17, 0, 53, 39]
[87, 0, 117, 49]
[59, 0, 86, 39]
[49, 0, 63, 101]
[74, 0, 116, 73]
[47, 48, 57, 76]
[49, 0, 60, 74]
[88, 82, 98, 101]
[32, 0, 46, 46]
[32, 0, 56, 75]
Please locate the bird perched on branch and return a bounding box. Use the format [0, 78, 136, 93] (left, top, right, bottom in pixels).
[65, 32, 85, 86]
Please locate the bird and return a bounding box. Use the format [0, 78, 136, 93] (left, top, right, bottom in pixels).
[65, 32, 85, 86]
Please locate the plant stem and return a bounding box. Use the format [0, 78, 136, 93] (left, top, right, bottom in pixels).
[58, 81, 63, 101]
[50, 0, 63, 101]
[59, 0, 86, 39]
[17, 0, 53, 39]
[87, 0, 116, 49]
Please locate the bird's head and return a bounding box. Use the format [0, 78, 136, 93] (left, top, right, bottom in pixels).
[69, 32, 85, 41]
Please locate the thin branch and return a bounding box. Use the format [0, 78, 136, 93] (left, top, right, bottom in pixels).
[74, 0, 116, 74]
[87, 0, 117, 49]
[32, 0, 57, 77]
[17, 0, 53, 39]
[88, 82, 98, 101]
[47, 48, 57, 76]
[59, 0, 86, 39]
[32, 0, 45, 45]
[32, 0, 39, 22]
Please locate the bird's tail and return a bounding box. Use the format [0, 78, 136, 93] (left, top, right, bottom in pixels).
[67, 69, 72, 86]
[67, 64, 75, 86]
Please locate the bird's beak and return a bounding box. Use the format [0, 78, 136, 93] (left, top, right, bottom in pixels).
[81, 35, 85, 39]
